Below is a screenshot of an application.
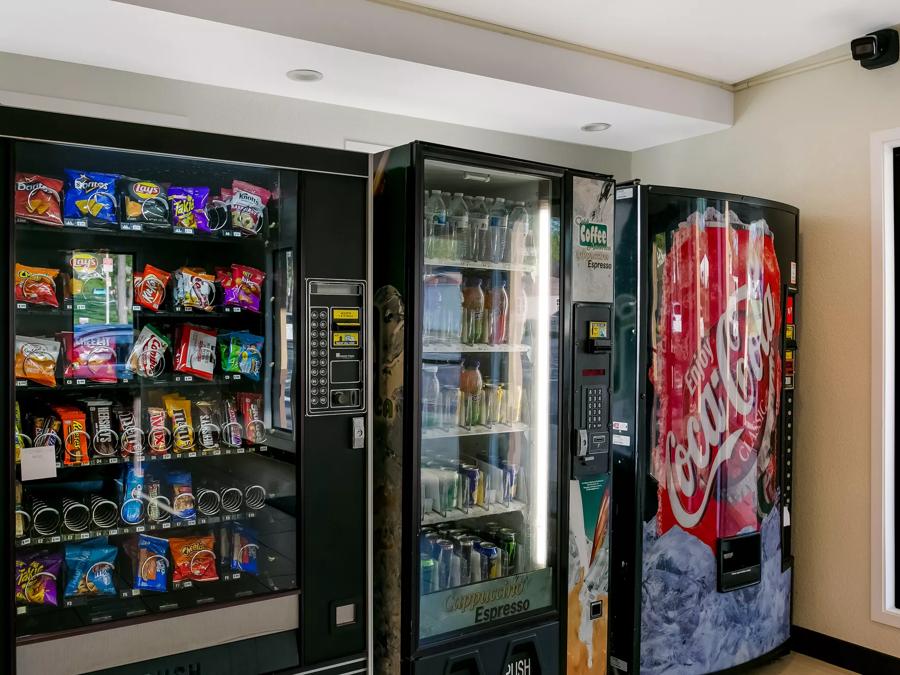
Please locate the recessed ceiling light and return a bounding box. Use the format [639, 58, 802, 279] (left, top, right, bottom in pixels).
[286, 69, 323, 82]
[581, 122, 611, 132]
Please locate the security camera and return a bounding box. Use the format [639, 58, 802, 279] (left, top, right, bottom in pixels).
[850, 28, 898, 70]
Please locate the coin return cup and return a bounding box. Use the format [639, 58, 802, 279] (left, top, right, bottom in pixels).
[62, 497, 91, 532]
[90, 495, 119, 529]
[220, 487, 244, 513]
[31, 499, 61, 536]
[244, 485, 267, 510]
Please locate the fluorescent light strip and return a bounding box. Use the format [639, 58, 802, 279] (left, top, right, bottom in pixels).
[533, 200, 551, 567]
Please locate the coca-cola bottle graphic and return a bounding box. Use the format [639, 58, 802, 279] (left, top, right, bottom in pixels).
[651, 210, 782, 552]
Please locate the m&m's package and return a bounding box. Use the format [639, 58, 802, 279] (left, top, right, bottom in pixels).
[14, 263, 59, 307]
[168, 186, 210, 231]
[119, 178, 169, 230]
[63, 170, 118, 227]
[16, 550, 63, 606]
[14, 173, 63, 226]
[170, 534, 218, 583]
[64, 538, 117, 598]
[163, 393, 195, 453]
[218, 331, 264, 381]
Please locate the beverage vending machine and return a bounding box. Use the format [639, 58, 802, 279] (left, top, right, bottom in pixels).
[1, 108, 369, 675]
[372, 141, 616, 675]
[607, 183, 799, 675]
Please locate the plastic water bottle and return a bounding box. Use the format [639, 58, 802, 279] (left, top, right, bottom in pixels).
[488, 197, 508, 263]
[462, 277, 485, 345]
[447, 192, 469, 260]
[506, 201, 529, 265]
[469, 196, 489, 262]
[422, 365, 441, 428]
[424, 190, 447, 258]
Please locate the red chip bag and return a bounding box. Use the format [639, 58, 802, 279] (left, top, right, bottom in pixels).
[15, 173, 63, 226]
[174, 324, 217, 380]
[15, 264, 60, 307]
[169, 535, 218, 583]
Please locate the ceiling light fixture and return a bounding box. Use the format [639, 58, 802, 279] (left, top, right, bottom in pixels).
[286, 69, 324, 82]
[581, 122, 611, 132]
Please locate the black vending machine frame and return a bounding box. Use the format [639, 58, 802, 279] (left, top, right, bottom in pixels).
[608, 182, 799, 675]
[374, 141, 613, 675]
[0, 107, 369, 675]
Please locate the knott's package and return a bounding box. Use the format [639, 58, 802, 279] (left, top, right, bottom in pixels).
[650, 208, 782, 552]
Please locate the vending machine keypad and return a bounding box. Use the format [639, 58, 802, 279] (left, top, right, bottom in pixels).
[306, 281, 366, 416]
[572, 303, 612, 477]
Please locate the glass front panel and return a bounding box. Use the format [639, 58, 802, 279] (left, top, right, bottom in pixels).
[12, 141, 297, 639]
[418, 159, 558, 641]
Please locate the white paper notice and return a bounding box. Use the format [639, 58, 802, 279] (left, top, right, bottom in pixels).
[783, 506, 791, 527]
[21, 445, 57, 482]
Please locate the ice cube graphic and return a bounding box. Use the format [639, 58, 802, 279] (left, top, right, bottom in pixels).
[639, 502, 790, 674]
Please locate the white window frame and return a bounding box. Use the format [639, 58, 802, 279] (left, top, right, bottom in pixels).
[871, 127, 899, 627]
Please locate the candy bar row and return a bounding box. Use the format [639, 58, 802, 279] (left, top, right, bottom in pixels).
[14, 391, 265, 466]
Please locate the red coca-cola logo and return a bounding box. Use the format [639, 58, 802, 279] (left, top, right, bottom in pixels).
[652, 218, 782, 551]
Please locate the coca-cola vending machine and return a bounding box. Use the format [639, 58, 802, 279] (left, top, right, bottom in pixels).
[608, 183, 799, 674]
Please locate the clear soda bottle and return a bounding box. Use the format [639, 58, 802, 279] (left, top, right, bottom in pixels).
[461, 277, 485, 345]
[447, 192, 469, 260]
[468, 196, 489, 262]
[424, 190, 447, 259]
[488, 198, 508, 263]
[506, 201, 529, 265]
[490, 281, 509, 344]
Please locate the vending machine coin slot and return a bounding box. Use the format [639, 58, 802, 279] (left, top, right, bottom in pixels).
[572, 303, 612, 477]
[306, 280, 366, 416]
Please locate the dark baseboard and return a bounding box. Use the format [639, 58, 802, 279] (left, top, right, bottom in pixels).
[791, 625, 900, 674]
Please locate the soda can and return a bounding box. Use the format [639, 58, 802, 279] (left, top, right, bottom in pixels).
[482, 521, 502, 542]
[435, 539, 455, 590]
[459, 464, 481, 508]
[446, 528, 469, 546]
[477, 541, 501, 579]
[483, 383, 501, 427]
[502, 461, 521, 502]
[498, 527, 518, 576]
[436, 467, 458, 513]
[421, 531, 440, 556]
[420, 554, 436, 594]
[457, 534, 479, 584]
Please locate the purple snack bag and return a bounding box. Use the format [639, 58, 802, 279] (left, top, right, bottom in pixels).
[168, 186, 210, 231]
[16, 550, 63, 606]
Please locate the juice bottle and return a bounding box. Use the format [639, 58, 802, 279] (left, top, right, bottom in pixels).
[459, 360, 483, 427]
[461, 278, 484, 345]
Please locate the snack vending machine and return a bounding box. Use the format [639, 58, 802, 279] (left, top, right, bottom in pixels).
[1, 108, 368, 675]
[607, 183, 799, 675]
[372, 141, 615, 675]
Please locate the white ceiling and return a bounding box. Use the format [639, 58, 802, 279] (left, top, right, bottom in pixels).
[405, 0, 900, 82]
[0, 0, 731, 151]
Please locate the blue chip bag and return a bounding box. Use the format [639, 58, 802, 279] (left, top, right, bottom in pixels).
[168, 470, 195, 523]
[230, 523, 259, 575]
[135, 534, 169, 592]
[63, 170, 118, 226]
[121, 465, 144, 525]
[65, 538, 117, 597]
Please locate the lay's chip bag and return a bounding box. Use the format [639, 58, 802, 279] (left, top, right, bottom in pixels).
[64, 170, 118, 227]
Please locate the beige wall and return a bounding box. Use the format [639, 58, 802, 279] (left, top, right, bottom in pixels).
[633, 58, 900, 655]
